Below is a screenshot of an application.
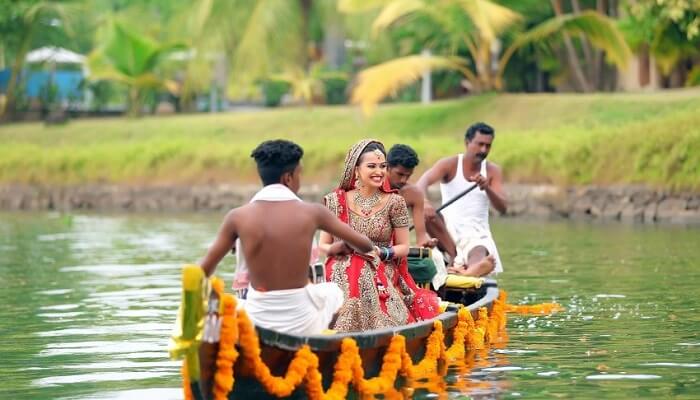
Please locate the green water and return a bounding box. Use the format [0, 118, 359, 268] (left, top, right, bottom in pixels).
[1, 213, 698, 399]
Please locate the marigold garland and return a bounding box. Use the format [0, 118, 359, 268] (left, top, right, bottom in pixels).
[501, 289, 565, 315]
[445, 308, 470, 360]
[505, 302, 565, 314]
[211, 278, 239, 400]
[232, 306, 495, 399]
[181, 360, 193, 400]
[178, 283, 564, 398]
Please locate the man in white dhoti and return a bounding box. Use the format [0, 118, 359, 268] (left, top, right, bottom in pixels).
[416, 122, 507, 277]
[198, 140, 373, 335]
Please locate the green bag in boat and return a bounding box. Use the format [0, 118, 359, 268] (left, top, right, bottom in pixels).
[407, 257, 437, 285]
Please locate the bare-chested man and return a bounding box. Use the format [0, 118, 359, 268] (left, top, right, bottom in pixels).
[199, 139, 373, 335]
[416, 122, 507, 277]
[386, 144, 437, 248]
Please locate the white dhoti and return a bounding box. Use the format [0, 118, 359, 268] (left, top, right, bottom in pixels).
[243, 282, 344, 335]
[430, 250, 448, 289]
[447, 220, 503, 274]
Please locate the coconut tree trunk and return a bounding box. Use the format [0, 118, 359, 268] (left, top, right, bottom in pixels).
[638, 44, 651, 87]
[299, 0, 313, 70]
[1, 32, 34, 121]
[475, 41, 493, 90]
[551, 0, 591, 92]
[571, 0, 595, 83]
[591, 0, 606, 89]
[128, 86, 142, 117]
[323, 16, 345, 69]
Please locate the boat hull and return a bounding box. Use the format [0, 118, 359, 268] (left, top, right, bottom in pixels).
[192, 280, 498, 399]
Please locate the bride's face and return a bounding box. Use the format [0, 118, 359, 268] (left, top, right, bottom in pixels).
[355, 149, 387, 189]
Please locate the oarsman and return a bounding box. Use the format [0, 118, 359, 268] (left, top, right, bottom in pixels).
[416, 122, 507, 277]
[198, 139, 373, 335]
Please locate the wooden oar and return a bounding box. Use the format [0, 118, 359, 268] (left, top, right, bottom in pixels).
[409, 183, 478, 231]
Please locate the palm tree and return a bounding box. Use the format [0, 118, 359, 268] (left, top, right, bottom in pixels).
[0, 1, 76, 120]
[341, 0, 631, 114]
[174, 0, 346, 105]
[86, 20, 185, 116]
[271, 62, 348, 105]
[620, 0, 700, 88]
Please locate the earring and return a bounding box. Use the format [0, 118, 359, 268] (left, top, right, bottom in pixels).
[354, 175, 362, 188]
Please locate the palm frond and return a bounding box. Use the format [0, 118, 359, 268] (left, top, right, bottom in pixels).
[337, 0, 393, 13]
[686, 65, 700, 87]
[86, 20, 182, 94]
[25, 1, 83, 37]
[498, 11, 632, 80]
[651, 21, 699, 75]
[191, 0, 215, 36]
[350, 55, 468, 115]
[228, 0, 303, 98]
[371, 0, 425, 36]
[103, 22, 159, 76]
[86, 48, 132, 85]
[458, 0, 522, 42]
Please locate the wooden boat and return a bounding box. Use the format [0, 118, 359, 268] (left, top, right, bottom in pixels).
[174, 269, 500, 400]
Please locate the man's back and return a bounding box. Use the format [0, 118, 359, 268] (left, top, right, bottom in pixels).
[233, 200, 321, 291]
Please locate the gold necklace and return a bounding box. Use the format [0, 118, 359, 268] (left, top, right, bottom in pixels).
[353, 189, 382, 216]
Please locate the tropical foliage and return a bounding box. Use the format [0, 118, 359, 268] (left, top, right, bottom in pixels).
[0, 1, 78, 119]
[0, 0, 698, 119]
[86, 21, 185, 116]
[620, 0, 700, 85]
[342, 0, 632, 113]
[175, 0, 343, 103]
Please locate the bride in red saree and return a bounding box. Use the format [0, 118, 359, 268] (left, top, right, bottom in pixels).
[319, 139, 439, 332]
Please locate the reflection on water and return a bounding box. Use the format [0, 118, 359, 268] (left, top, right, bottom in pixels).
[1, 212, 699, 399]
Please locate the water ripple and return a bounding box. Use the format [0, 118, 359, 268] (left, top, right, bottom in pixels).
[62, 388, 182, 400]
[641, 362, 700, 368]
[586, 374, 662, 380]
[34, 371, 176, 386]
[3, 213, 700, 399]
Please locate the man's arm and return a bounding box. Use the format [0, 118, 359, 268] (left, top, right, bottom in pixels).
[416, 158, 450, 219]
[199, 210, 238, 277]
[402, 185, 433, 247]
[469, 163, 507, 214]
[415, 158, 448, 195]
[314, 204, 373, 253]
[486, 164, 507, 214]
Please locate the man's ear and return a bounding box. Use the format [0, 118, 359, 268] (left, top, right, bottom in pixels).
[281, 171, 292, 187]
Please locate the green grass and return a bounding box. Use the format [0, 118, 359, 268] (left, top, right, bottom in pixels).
[1, 88, 699, 191]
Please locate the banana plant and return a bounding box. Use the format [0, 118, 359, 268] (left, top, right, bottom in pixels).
[86, 20, 185, 116]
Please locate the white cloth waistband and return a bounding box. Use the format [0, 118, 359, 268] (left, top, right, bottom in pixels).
[243, 283, 343, 335]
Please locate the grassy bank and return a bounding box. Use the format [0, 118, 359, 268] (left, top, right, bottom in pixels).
[1, 89, 699, 191]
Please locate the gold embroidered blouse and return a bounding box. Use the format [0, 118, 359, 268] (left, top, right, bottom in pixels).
[324, 192, 409, 246]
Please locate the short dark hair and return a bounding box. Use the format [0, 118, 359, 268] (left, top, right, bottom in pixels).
[387, 144, 419, 169]
[465, 122, 495, 141]
[356, 142, 386, 166]
[250, 139, 304, 185]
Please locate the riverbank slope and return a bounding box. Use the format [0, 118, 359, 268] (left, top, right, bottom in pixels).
[2, 89, 699, 190]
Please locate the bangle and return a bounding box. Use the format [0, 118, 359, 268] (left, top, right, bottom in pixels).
[380, 247, 388, 260]
[378, 246, 394, 261]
